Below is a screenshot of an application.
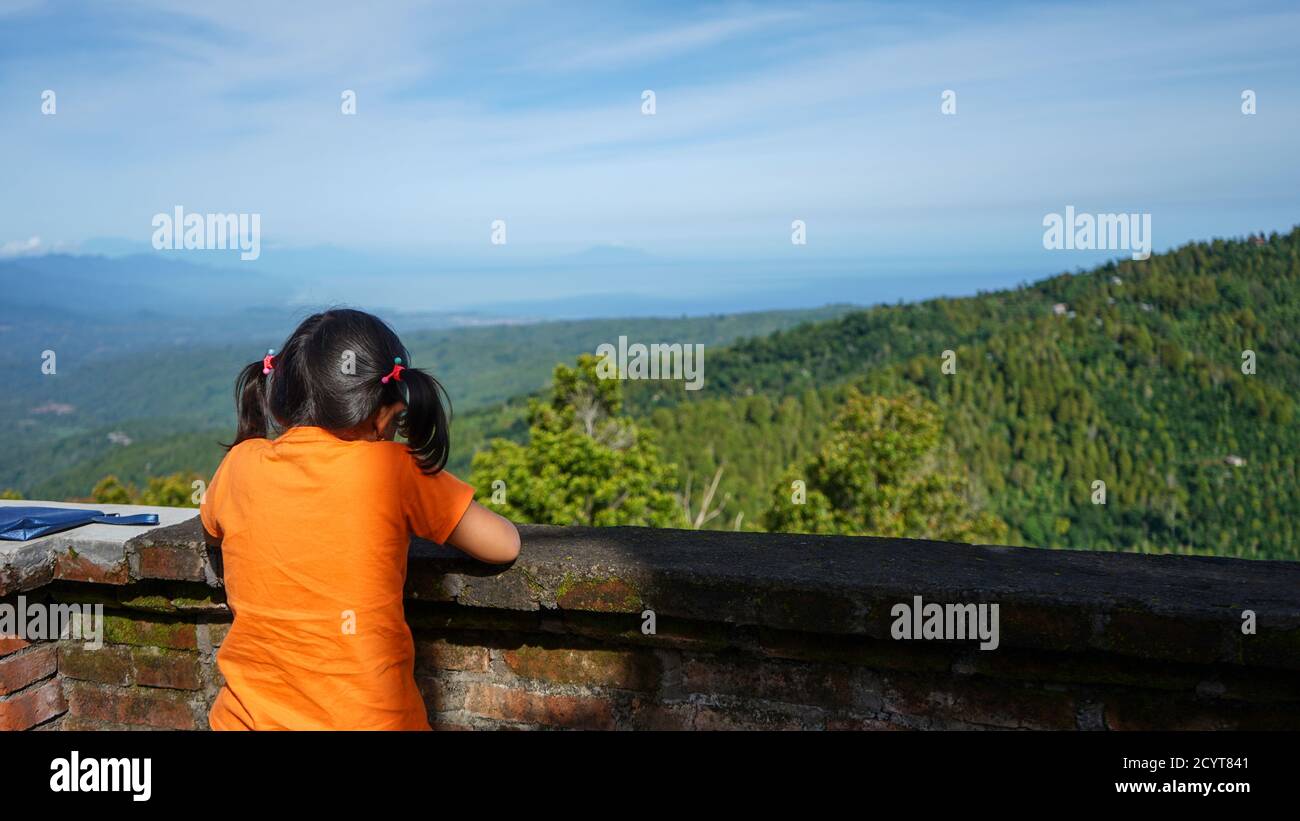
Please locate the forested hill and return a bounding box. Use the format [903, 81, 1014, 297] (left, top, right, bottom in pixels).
[628, 228, 1299, 559]
[20, 228, 1298, 561]
[1, 306, 854, 499]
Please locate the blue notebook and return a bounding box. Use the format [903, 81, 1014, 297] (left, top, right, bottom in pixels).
[0, 506, 160, 541]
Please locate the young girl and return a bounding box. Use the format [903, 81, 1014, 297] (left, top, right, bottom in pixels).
[199, 308, 520, 730]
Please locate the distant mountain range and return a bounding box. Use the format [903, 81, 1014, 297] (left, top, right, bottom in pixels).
[0, 243, 1049, 320]
[0, 252, 285, 315]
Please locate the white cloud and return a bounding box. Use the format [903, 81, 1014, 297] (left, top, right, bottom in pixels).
[0, 236, 77, 258]
[529, 9, 804, 71]
[0, 236, 43, 258]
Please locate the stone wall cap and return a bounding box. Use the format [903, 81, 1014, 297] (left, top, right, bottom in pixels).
[0, 500, 198, 593]
[5, 502, 1299, 668]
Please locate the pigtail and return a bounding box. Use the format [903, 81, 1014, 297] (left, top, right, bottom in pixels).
[226, 359, 272, 449]
[396, 366, 451, 474]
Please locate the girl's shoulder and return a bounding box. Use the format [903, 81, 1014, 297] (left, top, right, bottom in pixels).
[367, 439, 420, 470]
[364, 440, 458, 487]
[222, 433, 414, 476]
[229, 437, 273, 457]
[218, 437, 272, 472]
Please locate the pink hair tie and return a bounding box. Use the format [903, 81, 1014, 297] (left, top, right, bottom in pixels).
[381, 357, 405, 384]
[262, 349, 276, 375]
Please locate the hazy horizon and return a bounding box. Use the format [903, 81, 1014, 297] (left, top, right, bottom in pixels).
[6, 219, 1297, 322]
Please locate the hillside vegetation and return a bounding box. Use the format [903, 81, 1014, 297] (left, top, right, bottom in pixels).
[0, 307, 852, 499]
[448, 228, 1298, 559]
[6, 229, 1297, 561]
[633, 229, 1299, 559]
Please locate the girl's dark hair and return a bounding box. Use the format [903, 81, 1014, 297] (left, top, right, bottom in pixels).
[228, 308, 451, 474]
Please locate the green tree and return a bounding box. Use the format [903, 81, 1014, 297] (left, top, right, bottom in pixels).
[470, 355, 679, 526]
[91, 473, 200, 507]
[92, 475, 135, 505]
[762, 390, 1008, 543]
[138, 473, 201, 508]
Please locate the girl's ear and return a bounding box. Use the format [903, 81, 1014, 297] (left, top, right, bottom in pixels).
[374, 401, 406, 441]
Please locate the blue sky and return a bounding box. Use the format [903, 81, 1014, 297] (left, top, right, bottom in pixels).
[1, 0, 1298, 314]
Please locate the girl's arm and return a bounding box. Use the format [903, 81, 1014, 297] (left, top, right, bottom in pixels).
[445, 501, 521, 564]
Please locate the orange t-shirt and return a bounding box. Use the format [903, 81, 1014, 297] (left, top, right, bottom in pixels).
[198, 426, 475, 730]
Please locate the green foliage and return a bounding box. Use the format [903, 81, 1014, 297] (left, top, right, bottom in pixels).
[138, 473, 202, 507]
[92, 475, 134, 504]
[92, 472, 200, 508]
[469, 355, 679, 526]
[0, 488, 22, 500]
[393, 229, 1300, 559]
[643, 228, 1300, 559]
[762, 390, 1008, 543]
[1, 307, 849, 498]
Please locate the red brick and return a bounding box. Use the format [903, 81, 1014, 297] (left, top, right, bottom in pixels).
[464, 683, 615, 729]
[54, 551, 129, 585]
[502, 644, 661, 691]
[882, 673, 1078, 730]
[627, 699, 697, 730]
[0, 636, 31, 658]
[58, 716, 158, 731]
[417, 675, 467, 714]
[0, 679, 66, 730]
[64, 681, 199, 730]
[131, 648, 202, 690]
[415, 639, 490, 672]
[692, 703, 813, 730]
[0, 644, 58, 696]
[681, 657, 856, 709]
[61, 643, 201, 691]
[135, 545, 206, 581]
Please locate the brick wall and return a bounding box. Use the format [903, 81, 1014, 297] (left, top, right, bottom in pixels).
[0, 633, 64, 731]
[56, 596, 225, 730]
[3, 513, 1299, 730]
[407, 603, 1300, 730]
[0, 582, 227, 730]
